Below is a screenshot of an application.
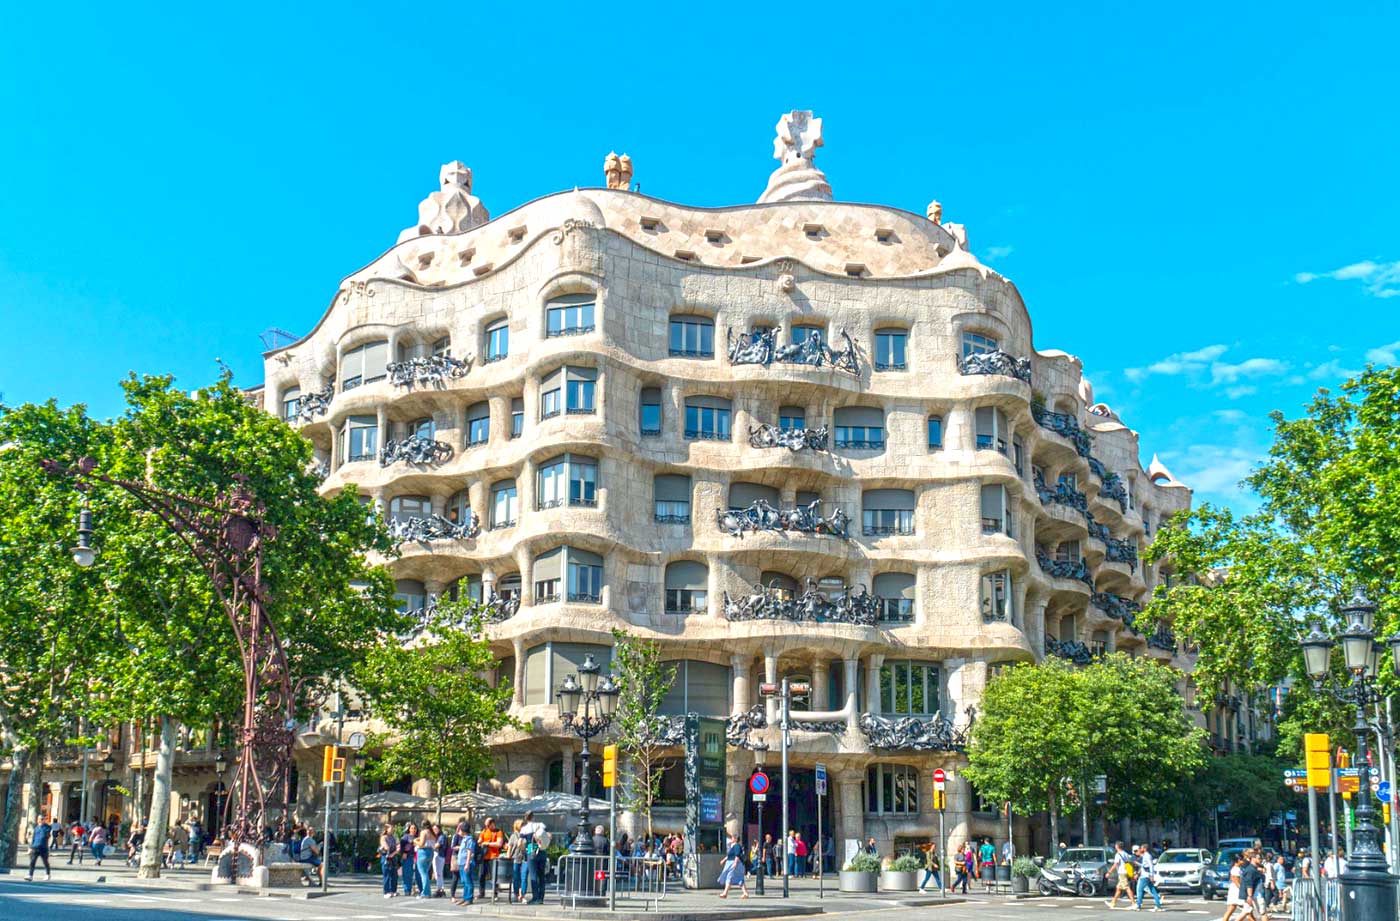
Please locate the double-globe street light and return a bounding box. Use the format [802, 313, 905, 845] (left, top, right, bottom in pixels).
[1300, 589, 1399, 921]
[554, 653, 619, 854]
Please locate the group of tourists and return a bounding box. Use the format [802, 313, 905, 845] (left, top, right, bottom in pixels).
[946, 837, 1006, 893]
[1105, 840, 1168, 912]
[745, 829, 830, 878]
[374, 813, 551, 904]
[21, 814, 207, 881]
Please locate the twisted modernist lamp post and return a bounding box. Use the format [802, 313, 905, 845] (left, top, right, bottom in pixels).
[44, 456, 295, 878]
[555, 653, 619, 854]
[1300, 589, 1398, 921]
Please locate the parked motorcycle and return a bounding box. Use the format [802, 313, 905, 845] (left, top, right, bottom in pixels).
[1036, 862, 1097, 897]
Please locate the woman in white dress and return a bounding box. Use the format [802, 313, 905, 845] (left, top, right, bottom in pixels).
[1222, 851, 1248, 921]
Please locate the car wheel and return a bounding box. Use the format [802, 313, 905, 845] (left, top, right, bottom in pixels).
[1202, 886, 1214, 901]
[1076, 879, 1096, 898]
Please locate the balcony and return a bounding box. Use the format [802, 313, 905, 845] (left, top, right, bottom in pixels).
[835, 436, 885, 450]
[727, 327, 860, 374]
[1091, 591, 1142, 628]
[1087, 517, 1112, 543]
[723, 581, 880, 626]
[289, 385, 332, 425]
[565, 406, 595, 416]
[567, 592, 601, 604]
[1088, 457, 1129, 512]
[957, 350, 1032, 384]
[859, 712, 967, 751]
[1046, 638, 1096, 665]
[748, 423, 829, 451]
[381, 435, 454, 467]
[668, 347, 714, 359]
[1104, 537, 1139, 571]
[389, 512, 480, 542]
[546, 324, 594, 338]
[1032, 403, 1092, 457]
[1036, 549, 1092, 586]
[1034, 471, 1089, 517]
[386, 354, 471, 388]
[873, 361, 907, 372]
[863, 522, 914, 538]
[1147, 627, 1177, 653]
[717, 499, 849, 539]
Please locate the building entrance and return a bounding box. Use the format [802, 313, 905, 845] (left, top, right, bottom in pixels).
[743, 767, 832, 874]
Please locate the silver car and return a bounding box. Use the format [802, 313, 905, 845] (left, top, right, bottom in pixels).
[1155, 847, 1213, 894]
[1053, 846, 1114, 895]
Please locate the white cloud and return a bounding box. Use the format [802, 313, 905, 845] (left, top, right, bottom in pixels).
[1167, 445, 1260, 497]
[1126, 345, 1289, 391]
[1210, 357, 1290, 385]
[1124, 343, 1228, 382]
[1366, 340, 1400, 366]
[1295, 259, 1400, 298]
[1224, 385, 1257, 399]
[1306, 359, 1361, 381]
[984, 245, 1014, 261]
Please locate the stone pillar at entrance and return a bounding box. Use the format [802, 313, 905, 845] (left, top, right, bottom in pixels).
[48, 782, 65, 824]
[834, 770, 864, 862]
[843, 657, 860, 732]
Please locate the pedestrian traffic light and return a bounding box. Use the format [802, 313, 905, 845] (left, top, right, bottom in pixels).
[1305, 734, 1331, 788]
[602, 744, 617, 789]
[932, 789, 946, 811]
[322, 745, 343, 784]
[330, 756, 346, 784]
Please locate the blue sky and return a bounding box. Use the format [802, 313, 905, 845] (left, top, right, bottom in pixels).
[2, 2, 1396, 513]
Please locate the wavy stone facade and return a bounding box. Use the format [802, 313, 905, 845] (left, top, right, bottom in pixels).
[259, 118, 1195, 855]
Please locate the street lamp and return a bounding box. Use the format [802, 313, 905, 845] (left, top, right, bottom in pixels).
[100, 754, 114, 824]
[555, 654, 618, 854]
[71, 505, 96, 568]
[1303, 589, 1397, 921]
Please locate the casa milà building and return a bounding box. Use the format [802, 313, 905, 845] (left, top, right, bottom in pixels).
[257, 111, 1197, 857]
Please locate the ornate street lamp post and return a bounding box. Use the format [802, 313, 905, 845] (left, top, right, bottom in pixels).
[554, 654, 619, 854]
[44, 456, 295, 876]
[1301, 589, 1398, 921]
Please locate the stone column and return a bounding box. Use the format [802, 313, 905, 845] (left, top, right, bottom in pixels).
[376, 405, 389, 455]
[810, 657, 830, 712]
[511, 638, 527, 709]
[834, 770, 865, 856]
[49, 782, 65, 824]
[865, 654, 885, 715]
[730, 654, 752, 716]
[764, 654, 778, 725]
[843, 657, 861, 733]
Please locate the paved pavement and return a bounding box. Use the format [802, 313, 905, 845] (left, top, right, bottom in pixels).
[0, 861, 1228, 920]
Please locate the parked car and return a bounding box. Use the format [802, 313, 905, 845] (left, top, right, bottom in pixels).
[1051, 846, 1114, 896]
[1202, 847, 1247, 900]
[1155, 848, 1213, 894]
[1217, 837, 1260, 851]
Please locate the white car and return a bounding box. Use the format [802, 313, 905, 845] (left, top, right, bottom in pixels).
[1155, 848, 1213, 894]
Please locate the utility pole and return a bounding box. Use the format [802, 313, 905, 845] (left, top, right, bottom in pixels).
[758, 678, 807, 901]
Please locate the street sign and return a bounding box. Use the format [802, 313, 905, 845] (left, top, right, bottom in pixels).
[1337, 767, 1361, 796]
[752, 793, 767, 803]
[815, 762, 827, 796]
[933, 768, 947, 784]
[1283, 768, 1308, 794]
[1377, 781, 1392, 804]
[749, 771, 771, 795]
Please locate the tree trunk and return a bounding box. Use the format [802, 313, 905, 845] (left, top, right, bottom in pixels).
[138, 716, 177, 878]
[0, 747, 29, 870]
[23, 742, 44, 832]
[1047, 785, 1058, 856]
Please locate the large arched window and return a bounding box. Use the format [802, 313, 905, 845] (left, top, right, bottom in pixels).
[484, 318, 509, 362]
[873, 572, 915, 623]
[545, 293, 596, 338]
[961, 332, 999, 358]
[834, 406, 884, 450]
[664, 561, 708, 614]
[669, 315, 715, 358]
[867, 764, 919, 814]
[281, 386, 302, 422]
[341, 340, 388, 390]
[862, 489, 915, 536]
[389, 495, 431, 525]
[658, 660, 730, 715]
[759, 571, 799, 600]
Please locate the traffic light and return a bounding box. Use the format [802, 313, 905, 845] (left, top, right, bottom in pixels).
[602, 744, 617, 789]
[322, 745, 345, 784]
[1305, 734, 1331, 789]
[932, 789, 946, 811]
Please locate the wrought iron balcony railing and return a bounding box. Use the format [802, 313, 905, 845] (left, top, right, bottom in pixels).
[1046, 638, 1096, 665]
[546, 324, 594, 338]
[381, 435, 454, 467]
[290, 385, 333, 424]
[1147, 627, 1177, 653]
[1036, 549, 1092, 585]
[716, 499, 849, 539]
[1091, 591, 1142, 628]
[386, 354, 471, 388]
[723, 580, 881, 626]
[1105, 537, 1139, 571]
[957, 350, 1033, 384]
[1031, 403, 1092, 457]
[389, 512, 480, 542]
[726, 327, 860, 374]
[1034, 470, 1089, 517]
[859, 712, 968, 751]
[748, 423, 829, 451]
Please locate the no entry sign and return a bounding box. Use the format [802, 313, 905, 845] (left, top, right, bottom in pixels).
[933, 769, 946, 784]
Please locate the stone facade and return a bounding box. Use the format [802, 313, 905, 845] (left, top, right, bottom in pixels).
[252, 114, 1206, 858]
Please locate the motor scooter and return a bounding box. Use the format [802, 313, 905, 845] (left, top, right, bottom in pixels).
[1036, 861, 1097, 897]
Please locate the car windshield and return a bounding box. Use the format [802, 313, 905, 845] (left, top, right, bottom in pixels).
[1059, 849, 1104, 863]
[1161, 851, 1203, 863]
[1216, 849, 1245, 867]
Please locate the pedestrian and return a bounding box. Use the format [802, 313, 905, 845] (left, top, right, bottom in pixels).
[1057, 840, 1068, 861]
[126, 824, 146, 868]
[1105, 840, 1135, 910]
[952, 842, 972, 893]
[823, 831, 834, 874]
[1297, 847, 1312, 880]
[448, 821, 467, 901]
[189, 818, 204, 863]
[1241, 850, 1271, 921]
[762, 833, 775, 876]
[591, 823, 609, 857]
[415, 821, 438, 899]
[430, 823, 449, 896]
[67, 819, 87, 865]
[90, 822, 109, 865]
[24, 814, 54, 882]
[786, 829, 798, 877]
[918, 840, 942, 893]
[170, 820, 190, 868]
[1134, 843, 1163, 912]
[1272, 854, 1289, 911]
[400, 822, 419, 896]
[478, 817, 504, 900]
[518, 810, 549, 904]
[378, 823, 399, 898]
[1261, 849, 1278, 909]
[717, 831, 749, 898]
[1222, 850, 1247, 921]
[794, 831, 808, 876]
[453, 820, 478, 906]
[299, 826, 322, 886]
[865, 835, 878, 857]
[505, 819, 526, 903]
[978, 837, 996, 892]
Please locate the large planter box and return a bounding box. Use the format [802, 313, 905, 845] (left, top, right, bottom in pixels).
[996, 864, 1011, 882]
[879, 870, 919, 891]
[1011, 874, 1029, 893]
[840, 870, 878, 893]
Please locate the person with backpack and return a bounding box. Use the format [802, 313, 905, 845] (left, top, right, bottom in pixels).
[378, 823, 400, 898]
[1134, 843, 1163, 911]
[919, 840, 942, 893]
[1105, 840, 1135, 910]
[451, 821, 478, 906]
[518, 810, 549, 904]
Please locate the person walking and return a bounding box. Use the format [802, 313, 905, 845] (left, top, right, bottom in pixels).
[1221, 850, 1247, 921]
[24, 815, 55, 881]
[1105, 840, 1135, 910]
[188, 818, 204, 863]
[415, 822, 438, 899]
[1241, 850, 1271, 921]
[794, 831, 809, 877]
[953, 842, 973, 893]
[717, 831, 749, 899]
[89, 822, 109, 866]
[1134, 843, 1164, 912]
[478, 817, 504, 900]
[762, 833, 775, 876]
[1271, 853, 1289, 911]
[448, 821, 468, 902]
[978, 837, 996, 892]
[518, 810, 548, 904]
[66, 819, 87, 865]
[452, 821, 478, 906]
[400, 822, 419, 896]
[378, 823, 400, 898]
[918, 840, 942, 893]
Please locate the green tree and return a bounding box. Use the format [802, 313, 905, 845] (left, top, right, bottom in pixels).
[609, 630, 677, 840]
[1195, 753, 1292, 832]
[353, 599, 519, 828]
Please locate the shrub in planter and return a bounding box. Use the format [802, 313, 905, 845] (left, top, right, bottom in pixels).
[840, 853, 881, 893]
[1011, 856, 1040, 893]
[880, 855, 922, 892]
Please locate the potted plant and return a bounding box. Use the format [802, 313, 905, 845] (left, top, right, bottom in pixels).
[879, 854, 922, 891]
[1011, 856, 1040, 894]
[840, 853, 881, 893]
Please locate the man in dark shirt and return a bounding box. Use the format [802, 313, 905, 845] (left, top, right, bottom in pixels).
[1240, 851, 1269, 920]
[25, 815, 54, 881]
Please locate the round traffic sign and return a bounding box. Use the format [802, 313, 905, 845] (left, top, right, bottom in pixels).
[749, 771, 770, 795]
[933, 769, 947, 784]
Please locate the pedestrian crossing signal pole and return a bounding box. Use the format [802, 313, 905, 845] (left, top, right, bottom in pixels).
[1306, 733, 1330, 921]
[321, 745, 344, 893]
[603, 744, 617, 913]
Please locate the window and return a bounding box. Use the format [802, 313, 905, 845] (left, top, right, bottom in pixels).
[640, 387, 662, 436]
[962, 332, 999, 358]
[654, 474, 691, 523]
[281, 386, 302, 422]
[659, 660, 730, 715]
[664, 561, 708, 614]
[567, 549, 604, 603]
[566, 367, 597, 414]
[546, 294, 596, 337]
[927, 415, 943, 450]
[980, 484, 1014, 536]
[406, 417, 435, 440]
[1055, 540, 1081, 564]
[446, 489, 471, 528]
[874, 329, 908, 371]
[879, 660, 940, 715]
[484, 319, 509, 362]
[498, 574, 522, 604]
[390, 495, 430, 525]
[684, 396, 731, 440]
[791, 325, 825, 346]
[834, 406, 884, 449]
[524, 641, 614, 705]
[340, 415, 378, 463]
[729, 482, 780, 511]
[862, 488, 915, 536]
[867, 764, 919, 815]
[779, 406, 805, 431]
[669, 316, 714, 358]
[394, 579, 427, 613]
[465, 402, 490, 446]
[541, 370, 562, 419]
[511, 398, 524, 438]
[873, 572, 916, 623]
[537, 454, 598, 509]
[491, 480, 518, 529]
[980, 570, 1014, 621]
[1058, 472, 1078, 491]
[432, 336, 450, 357]
[533, 548, 563, 603]
[1013, 437, 1025, 476]
[760, 571, 799, 600]
[341, 340, 388, 390]
[974, 406, 1010, 455]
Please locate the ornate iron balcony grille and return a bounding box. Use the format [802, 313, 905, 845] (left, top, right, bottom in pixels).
[640, 427, 662, 437]
[748, 423, 829, 451]
[541, 408, 562, 420]
[654, 512, 691, 525]
[727, 327, 859, 374]
[859, 712, 968, 751]
[347, 449, 376, 463]
[1046, 639, 1096, 665]
[835, 436, 885, 450]
[567, 592, 601, 604]
[291, 385, 333, 424]
[669, 348, 714, 359]
[1091, 591, 1142, 628]
[684, 428, 728, 441]
[489, 518, 517, 530]
[1031, 403, 1092, 457]
[1147, 627, 1177, 653]
[483, 353, 508, 364]
[389, 511, 480, 543]
[570, 496, 598, 508]
[565, 406, 595, 415]
[381, 436, 454, 467]
[1034, 470, 1089, 517]
[723, 579, 881, 626]
[981, 517, 1004, 535]
[387, 354, 471, 388]
[536, 591, 561, 604]
[716, 498, 850, 539]
[537, 498, 565, 510]
[863, 523, 914, 537]
[1035, 549, 1092, 586]
[1087, 518, 1112, 543]
[1105, 537, 1139, 570]
[546, 324, 594, 338]
[957, 350, 1032, 384]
